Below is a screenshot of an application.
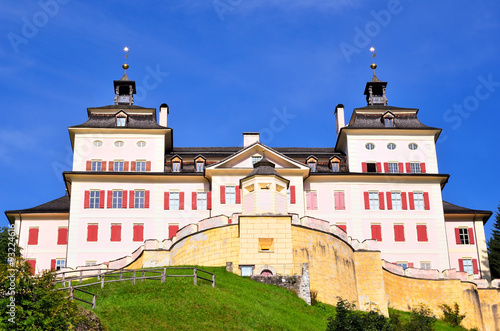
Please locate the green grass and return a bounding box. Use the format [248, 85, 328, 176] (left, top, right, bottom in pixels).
[389, 308, 469, 331]
[67, 267, 471, 331]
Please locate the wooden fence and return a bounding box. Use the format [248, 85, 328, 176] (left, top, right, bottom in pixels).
[55, 267, 215, 309]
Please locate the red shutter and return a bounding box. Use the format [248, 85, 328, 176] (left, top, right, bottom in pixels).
[99, 190, 105, 208]
[339, 192, 345, 210]
[131, 161, 136, 171]
[179, 192, 184, 210]
[86, 161, 91, 171]
[124, 161, 129, 171]
[364, 192, 370, 210]
[401, 192, 407, 210]
[236, 186, 241, 204]
[57, 228, 68, 245]
[338, 224, 347, 232]
[220, 186, 226, 204]
[87, 224, 98, 242]
[122, 191, 128, 209]
[290, 186, 296, 204]
[458, 259, 464, 272]
[386, 192, 392, 210]
[207, 191, 212, 210]
[51, 259, 56, 271]
[27, 260, 36, 275]
[420, 162, 426, 173]
[394, 224, 405, 242]
[84, 190, 90, 208]
[312, 192, 318, 210]
[335, 192, 345, 210]
[371, 224, 381, 241]
[398, 163, 404, 173]
[107, 190, 113, 208]
[423, 192, 430, 210]
[133, 224, 144, 242]
[408, 263, 414, 268]
[417, 225, 428, 242]
[102, 161, 107, 171]
[164, 192, 170, 210]
[379, 192, 385, 210]
[384, 162, 389, 173]
[362, 162, 367, 173]
[109, 161, 114, 171]
[469, 228, 475, 244]
[129, 190, 135, 208]
[145, 190, 150, 208]
[192, 192, 197, 210]
[406, 163, 411, 173]
[111, 224, 121, 242]
[376, 162, 382, 173]
[28, 228, 39, 245]
[146, 161, 151, 171]
[168, 225, 179, 240]
[472, 259, 479, 274]
[408, 192, 415, 210]
[455, 228, 461, 244]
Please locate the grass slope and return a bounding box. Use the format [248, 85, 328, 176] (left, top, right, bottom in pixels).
[72, 267, 469, 331]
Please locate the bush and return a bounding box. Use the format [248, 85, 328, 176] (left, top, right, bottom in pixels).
[407, 304, 436, 331]
[310, 290, 319, 306]
[326, 297, 393, 331]
[439, 302, 466, 327]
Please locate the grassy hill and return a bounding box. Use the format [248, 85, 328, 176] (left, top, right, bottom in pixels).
[72, 267, 468, 331]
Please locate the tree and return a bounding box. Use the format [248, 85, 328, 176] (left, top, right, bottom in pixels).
[0, 226, 22, 265]
[487, 204, 500, 279]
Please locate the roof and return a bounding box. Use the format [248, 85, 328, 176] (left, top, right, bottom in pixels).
[5, 195, 70, 215]
[70, 114, 165, 129]
[443, 201, 492, 224]
[347, 112, 440, 130]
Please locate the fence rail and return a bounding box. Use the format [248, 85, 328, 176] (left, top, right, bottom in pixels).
[55, 267, 215, 309]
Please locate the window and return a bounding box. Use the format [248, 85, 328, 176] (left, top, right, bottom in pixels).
[169, 192, 180, 210]
[110, 224, 121, 242]
[388, 162, 399, 173]
[258, 238, 274, 252]
[334, 191, 345, 210]
[307, 161, 316, 172]
[306, 191, 318, 210]
[89, 190, 101, 209]
[93, 140, 103, 147]
[331, 159, 340, 172]
[457, 228, 472, 245]
[136, 141, 146, 147]
[394, 224, 405, 242]
[28, 227, 39, 245]
[365, 143, 375, 150]
[114, 141, 124, 147]
[87, 224, 98, 242]
[387, 143, 396, 150]
[420, 262, 431, 270]
[225, 186, 236, 204]
[196, 161, 204, 172]
[396, 262, 408, 270]
[410, 162, 421, 173]
[114, 161, 124, 172]
[371, 224, 382, 241]
[462, 259, 473, 275]
[85, 261, 97, 267]
[369, 192, 379, 210]
[391, 192, 402, 210]
[197, 192, 207, 210]
[135, 190, 145, 208]
[133, 224, 144, 242]
[136, 161, 146, 172]
[416, 224, 428, 242]
[168, 225, 179, 240]
[172, 161, 181, 172]
[240, 265, 254, 277]
[384, 117, 394, 127]
[408, 143, 418, 150]
[91, 160, 102, 171]
[117, 117, 126, 126]
[55, 259, 66, 271]
[112, 190, 123, 208]
[251, 156, 261, 165]
[337, 224, 347, 232]
[57, 227, 68, 245]
[26, 259, 36, 275]
[366, 162, 377, 173]
[413, 192, 425, 210]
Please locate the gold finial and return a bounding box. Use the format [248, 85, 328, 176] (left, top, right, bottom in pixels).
[122, 47, 130, 70]
[370, 47, 377, 72]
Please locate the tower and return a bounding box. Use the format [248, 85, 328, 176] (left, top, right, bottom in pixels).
[113, 47, 136, 105]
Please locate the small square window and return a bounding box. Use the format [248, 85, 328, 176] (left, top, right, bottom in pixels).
[55, 259, 66, 271]
[459, 228, 470, 245]
[420, 262, 431, 270]
[259, 238, 274, 252]
[366, 162, 377, 173]
[240, 265, 254, 277]
[85, 261, 97, 267]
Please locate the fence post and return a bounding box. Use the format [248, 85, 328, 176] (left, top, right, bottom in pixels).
[120, 269, 123, 280]
[133, 270, 136, 285]
[101, 274, 104, 289]
[92, 295, 96, 309]
[193, 268, 197, 286]
[69, 287, 74, 300]
[98, 269, 101, 281]
[212, 274, 215, 288]
[80, 270, 83, 283]
[142, 270, 145, 282]
[162, 268, 166, 283]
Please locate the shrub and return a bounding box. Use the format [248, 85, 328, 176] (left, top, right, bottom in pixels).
[326, 297, 393, 331]
[439, 302, 466, 327]
[310, 289, 319, 306]
[407, 304, 436, 331]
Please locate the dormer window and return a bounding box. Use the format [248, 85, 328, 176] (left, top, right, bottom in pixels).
[194, 155, 206, 172]
[306, 156, 317, 172]
[171, 156, 182, 172]
[330, 157, 341, 172]
[383, 112, 395, 127]
[116, 111, 127, 127]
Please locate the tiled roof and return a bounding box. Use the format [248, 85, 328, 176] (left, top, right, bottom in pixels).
[5, 196, 70, 215]
[443, 201, 492, 215]
[347, 113, 439, 130]
[70, 114, 165, 129]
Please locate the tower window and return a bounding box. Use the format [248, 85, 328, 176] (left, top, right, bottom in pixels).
[408, 143, 418, 150]
[387, 143, 396, 150]
[196, 161, 204, 172]
[384, 118, 394, 127]
[365, 143, 375, 150]
[172, 161, 181, 172]
[117, 117, 126, 127]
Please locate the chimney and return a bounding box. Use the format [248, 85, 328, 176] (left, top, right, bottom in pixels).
[243, 132, 260, 147]
[335, 104, 345, 136]
[159, 103, 169, 127]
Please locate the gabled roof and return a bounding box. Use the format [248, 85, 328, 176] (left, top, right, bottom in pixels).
[443, 201, 492, 223]
[5, 196, 70, 216]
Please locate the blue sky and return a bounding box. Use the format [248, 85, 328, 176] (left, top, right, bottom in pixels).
[1, 1, 499, 240]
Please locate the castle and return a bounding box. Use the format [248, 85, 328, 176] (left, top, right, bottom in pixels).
[5, 60, 499, 330]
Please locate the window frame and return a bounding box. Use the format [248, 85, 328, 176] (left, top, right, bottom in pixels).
[462, 258, 474, 275]
[387, 143, 396, 150]
[112, 190, 123, 209]
[91, 160, 102, 171]
[172, 161, 181, 172]
[116, 116, 126, 127]
[368, 192, 379, 210]
[114, 160, 125, 172]
[196, 161, 205, 172]
[388, 162, 399, 173]
[197, 192, 208, 210]
[136, 160, 146, 172]
[55, 259, 66, 271]
[225, 185, 236, 204]
[420, 261, 431, 270]
[89, 190, 100, 209]
[391, 192, 402, 210]
[134, 190, 145, 209]
[458, 228, 470, 245]
[169, 191, 180, 210]
[413, 192, 425, 210]
[365, 143, 375, 150]
[410, 162, 421, 173]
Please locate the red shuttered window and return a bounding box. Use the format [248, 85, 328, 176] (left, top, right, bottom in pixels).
[27, 259, 36, 275]
[334, 191, 345, 210]
[394, 224, 405, 242]
[133, 224, 144, 242]
[110, 224, 121, 242]
[416, 224, 428, 242]
[376, 162, 382, 173]
[398, 162, 404, 173]
[168, 225, 179, 240]
[87, 224, 98, 242]
[28, 228, 39, 245]
[84, 190, 90, 208]
[129, 190, 135, 208]
[57, 227, 68, 245]
[306, 191, 318, 210]
[146, 161, 151, 171]
[371, 224, 382, 241]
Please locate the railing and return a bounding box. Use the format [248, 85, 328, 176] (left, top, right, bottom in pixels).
[55, 267, 215, 309]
